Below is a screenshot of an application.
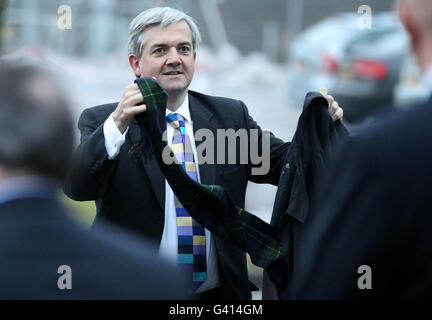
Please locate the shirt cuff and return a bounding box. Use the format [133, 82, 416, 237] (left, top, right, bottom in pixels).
[103, 113, 129, 159]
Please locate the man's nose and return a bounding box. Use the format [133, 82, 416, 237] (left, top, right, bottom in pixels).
[166, 48, 182, 66]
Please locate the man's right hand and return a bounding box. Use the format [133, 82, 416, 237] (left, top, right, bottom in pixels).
[112, 84, 147, 133]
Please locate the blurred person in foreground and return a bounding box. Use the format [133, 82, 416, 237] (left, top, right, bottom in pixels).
[288, 0, 432, 298]
[64, 7, 344, 299]
[0, 60, 187, 299]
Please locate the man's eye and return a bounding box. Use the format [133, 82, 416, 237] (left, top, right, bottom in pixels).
[179, 46, 190, 53]
[153, 48, 164, 54]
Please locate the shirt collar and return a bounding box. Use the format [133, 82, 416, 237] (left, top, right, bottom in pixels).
[0, 175, 56, 205]
[420, 64, 432, 94]
[165, 94, 191, 123]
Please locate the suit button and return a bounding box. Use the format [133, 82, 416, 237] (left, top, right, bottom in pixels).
[285, 163, 290, 170]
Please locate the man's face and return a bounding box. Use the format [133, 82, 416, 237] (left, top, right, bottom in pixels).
[131, 21, 196, 95]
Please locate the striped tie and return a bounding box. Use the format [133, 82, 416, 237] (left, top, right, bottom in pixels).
[166, 112, 207, 292]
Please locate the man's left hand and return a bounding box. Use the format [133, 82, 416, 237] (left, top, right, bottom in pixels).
[319, 87, 343, 122]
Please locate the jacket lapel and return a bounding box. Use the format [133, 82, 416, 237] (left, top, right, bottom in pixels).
[189, 94, 217, 186]
[126, 123, 165, 213]
[125, 92, 218, 213]
[142, 157, 165, 213]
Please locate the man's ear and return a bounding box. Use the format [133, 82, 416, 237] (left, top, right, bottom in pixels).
[193, 51, 197, 61]
[399, 2, 419, 48]
[129, 55, 141, 77]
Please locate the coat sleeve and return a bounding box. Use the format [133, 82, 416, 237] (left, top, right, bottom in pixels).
[63, 107, 120, 201]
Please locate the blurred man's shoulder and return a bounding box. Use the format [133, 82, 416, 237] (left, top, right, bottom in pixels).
[348, 96, 432, 161]
[74, 218, 188, 298]
[371, 97, 432, 141]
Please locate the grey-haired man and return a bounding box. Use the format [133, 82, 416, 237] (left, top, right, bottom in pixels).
[65, 7, 342, 299]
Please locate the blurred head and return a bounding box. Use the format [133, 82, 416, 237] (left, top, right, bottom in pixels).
[0, 59, 74, 183]
[127, 7, 201, 97]
[398, 0, 432, 71]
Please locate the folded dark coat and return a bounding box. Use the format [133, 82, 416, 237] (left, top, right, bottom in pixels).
[267, 92, 349, 298]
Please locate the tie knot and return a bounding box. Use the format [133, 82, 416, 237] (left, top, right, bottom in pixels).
[166, 113, 185, 129]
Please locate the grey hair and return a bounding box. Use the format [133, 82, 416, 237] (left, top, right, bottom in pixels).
[128, 7, 202, 58]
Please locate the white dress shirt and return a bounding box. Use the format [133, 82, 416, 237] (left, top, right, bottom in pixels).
[421, 64, 432, 95]
[103, 95, 219, 292]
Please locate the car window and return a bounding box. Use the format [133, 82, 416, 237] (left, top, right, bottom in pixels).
[294, 14, 357, 48]
[347, 28, 408, 55]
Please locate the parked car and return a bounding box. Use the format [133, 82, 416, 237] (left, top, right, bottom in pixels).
[286, 13, 358, 107]
[330, 15, 409, 122]
[286, 12, 409, 123]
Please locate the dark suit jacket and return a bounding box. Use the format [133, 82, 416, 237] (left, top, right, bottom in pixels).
[64, 90, 289, 299]
[290, 96, 432, 299]
[0, 194, 187, 299]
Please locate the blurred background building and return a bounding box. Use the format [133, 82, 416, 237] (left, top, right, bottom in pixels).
[1, 0, 396, 61]
[1, 0, 430, 299]
[1, 0, 428, 122]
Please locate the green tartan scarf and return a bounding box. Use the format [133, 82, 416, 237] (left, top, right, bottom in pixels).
[132, 77, 284, 269]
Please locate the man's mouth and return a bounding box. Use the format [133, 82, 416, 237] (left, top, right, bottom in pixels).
[163, 71, 183, 75]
